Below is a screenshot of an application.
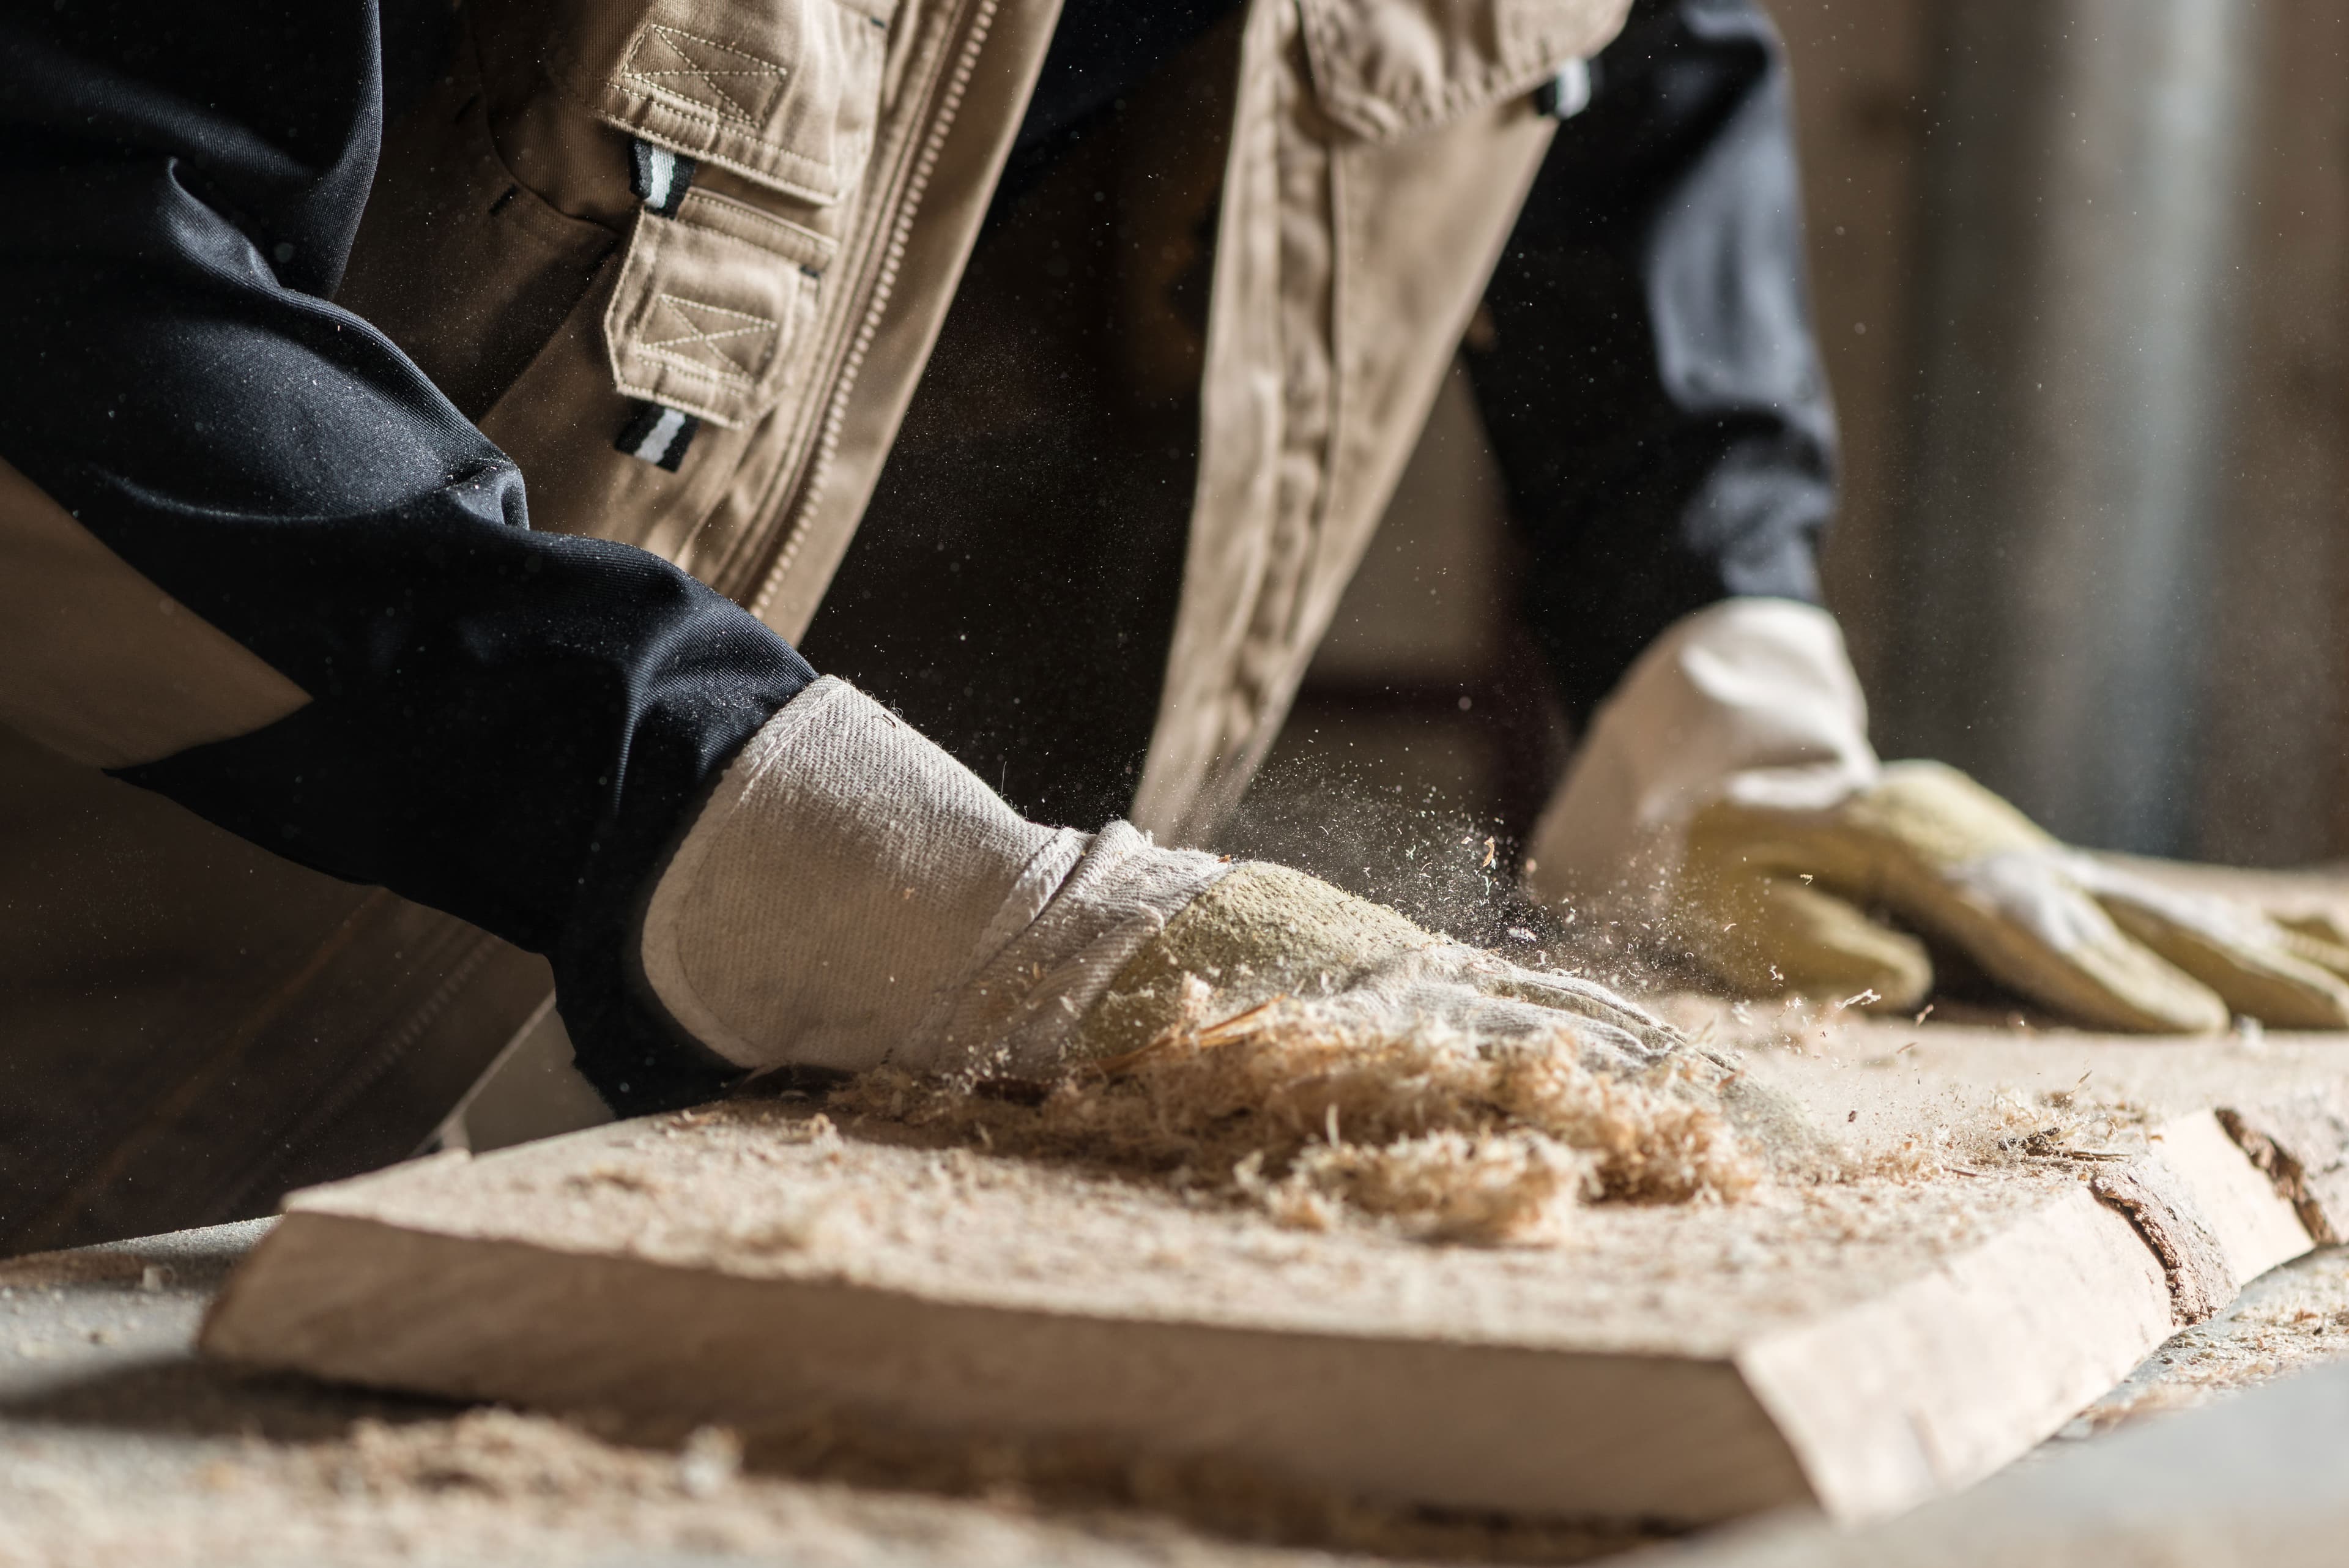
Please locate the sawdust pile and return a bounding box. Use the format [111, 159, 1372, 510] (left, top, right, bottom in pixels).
[733, 1402, 1668, 1565]
[289, 1405, 1661, 1566]
[307, 1410, 744, 1503]
[833, 976, 1761, 1246]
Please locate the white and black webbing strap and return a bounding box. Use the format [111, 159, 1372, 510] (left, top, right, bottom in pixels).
[627, 138, 698, 218]
[617, 138, 705, 469]
[1534, 58, 1596, 120]
[616, 401, 700, 472]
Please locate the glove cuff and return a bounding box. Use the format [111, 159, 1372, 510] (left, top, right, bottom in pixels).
[1524, 598, 1880, 913]
[639, 677, 1228, 1078]
[640, 677, 1080, 1073]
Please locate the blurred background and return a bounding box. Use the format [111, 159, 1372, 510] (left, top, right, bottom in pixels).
[1242, 0, 2349, 872]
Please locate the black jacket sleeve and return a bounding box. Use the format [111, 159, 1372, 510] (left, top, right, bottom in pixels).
[0, 1, 815, 1112]
[1469, 0, 1838, 728]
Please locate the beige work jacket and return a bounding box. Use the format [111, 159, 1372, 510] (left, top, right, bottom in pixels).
[0, 0, 1628, 1250]
[350, 0, 1627, 838]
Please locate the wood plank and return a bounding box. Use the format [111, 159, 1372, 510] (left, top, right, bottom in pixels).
[207, 1206, 1809, 1523]
[2139, 1111, 2314, 1298]
[1734, 1181, 2172, 1520]
[201, 1043, 2327, 1528]
[1732, 1108, 2315, 1520]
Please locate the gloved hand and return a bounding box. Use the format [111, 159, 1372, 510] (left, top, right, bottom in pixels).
[1523, 600, 2349, 1033]
[634, 677, 1795, 1152]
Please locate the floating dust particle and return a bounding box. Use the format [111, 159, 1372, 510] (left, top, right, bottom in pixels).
[830, 977, 1762, 1248]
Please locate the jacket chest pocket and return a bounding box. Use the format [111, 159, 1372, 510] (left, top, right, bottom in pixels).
[553, 0, 894, 204]
[1294, 0, 1627, 139]
[604, 189, 833, 426]
[550, 0, 896, 429]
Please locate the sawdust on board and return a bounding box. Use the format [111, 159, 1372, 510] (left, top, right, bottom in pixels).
[1653, 989, 2165, 1183]
[825, 972, 2170, 1249]
[325, 1101, 2088, 1365]
[1835, 1077, 2151, 1186]
[831, 973, 1762, 1246]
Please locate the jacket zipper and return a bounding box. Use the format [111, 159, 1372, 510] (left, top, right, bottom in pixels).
[727, 0, 1003, 620]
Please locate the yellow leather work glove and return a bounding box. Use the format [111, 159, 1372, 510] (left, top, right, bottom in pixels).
[1681, 760, 2349, 1031]
[1524, 600, 2349, 1034]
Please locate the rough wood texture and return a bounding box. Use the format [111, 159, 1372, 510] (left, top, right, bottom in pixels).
[1735, 1179, 2170, 1520]
[202, 1033, 2338, 1529]
[2217, 1090, 2349, 1244]
[2092, 1116, 2293, 1327]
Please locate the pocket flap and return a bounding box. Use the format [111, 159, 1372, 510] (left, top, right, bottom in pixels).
[1297, 0, 1630, 141]
[565, 0, 893, 206]
[603, 192, 832, 426]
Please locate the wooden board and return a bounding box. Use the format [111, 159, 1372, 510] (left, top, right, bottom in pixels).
[199, 1026, 2349, 1529]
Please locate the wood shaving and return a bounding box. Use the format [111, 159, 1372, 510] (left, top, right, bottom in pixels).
[832, 976, 1761, 1246]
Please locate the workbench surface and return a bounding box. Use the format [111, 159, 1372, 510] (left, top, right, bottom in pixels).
[7, 1140, 2349, 1565]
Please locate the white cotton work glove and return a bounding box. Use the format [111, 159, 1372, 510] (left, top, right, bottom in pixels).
[636, 678, 1773, 1113]
[639, 677, 1221, 1077]
[1522, 600, 2349, 1033]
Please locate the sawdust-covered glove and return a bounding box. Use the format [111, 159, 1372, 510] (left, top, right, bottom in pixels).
[1524, 600, 2349, 1033]
[636, 677, 1784, 1132]
[1684, 762, 2349, 1031]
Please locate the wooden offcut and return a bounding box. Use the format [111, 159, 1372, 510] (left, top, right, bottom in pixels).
[201, 1022, 2349, 1529]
